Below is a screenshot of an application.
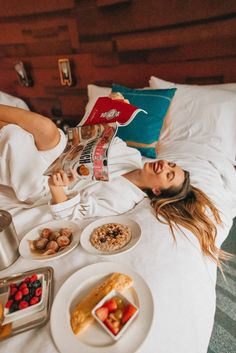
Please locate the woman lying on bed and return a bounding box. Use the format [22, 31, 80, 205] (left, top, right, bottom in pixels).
[0, 103, 225, 265]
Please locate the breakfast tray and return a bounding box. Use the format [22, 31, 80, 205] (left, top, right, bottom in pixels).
[0, 266, 54, 340]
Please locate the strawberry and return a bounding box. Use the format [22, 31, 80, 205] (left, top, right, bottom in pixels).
[24, 277, 31, 283]
[15, 290, 23, 301]
[19, 283, 27, 291]
[10, 286, 17, 296]
[22, 287, 29, 296]
[30, 274, 38, 283]
[35, 287, 42, 297]
[5, 300, 13, 309]
[95, 307, 109, 322]
[121, 304, 137, 324]
[30, 297, 39, 305]
[19, 301, 29, 310]
[102, 298, 117, 312]
[104, 318, 120, 335]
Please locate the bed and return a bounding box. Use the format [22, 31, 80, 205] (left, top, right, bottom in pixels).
[0, 78, 236, 353]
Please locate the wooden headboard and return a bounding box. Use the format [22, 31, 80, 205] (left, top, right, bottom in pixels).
[0, 0, 235, 125]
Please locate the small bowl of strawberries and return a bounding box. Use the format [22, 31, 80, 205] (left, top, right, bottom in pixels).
[92, 289, 139, 340]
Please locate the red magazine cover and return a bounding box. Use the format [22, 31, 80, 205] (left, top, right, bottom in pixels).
[44, 97, 145, 181]
[80, 96, 146, 126]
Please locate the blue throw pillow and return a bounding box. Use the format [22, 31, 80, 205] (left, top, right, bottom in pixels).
[112, 84, 176, 158]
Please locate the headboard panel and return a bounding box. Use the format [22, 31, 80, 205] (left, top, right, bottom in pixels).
[0, 0, 235, 124]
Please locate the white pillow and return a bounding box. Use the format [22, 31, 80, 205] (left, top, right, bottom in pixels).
[149, 76, 236, 164]
[0, 91, 29, 110]
[86, 84, 111, 111]
[86, 83, 149, 112]
[149, 76, 236, 92]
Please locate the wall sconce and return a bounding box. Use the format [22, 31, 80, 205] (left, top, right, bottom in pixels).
[58, 58, 75, 87]
[14, 61, 33, 87]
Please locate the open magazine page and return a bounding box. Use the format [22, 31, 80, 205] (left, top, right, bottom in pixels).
[44, 123, 117, 181]
[44, 97, 145, 181]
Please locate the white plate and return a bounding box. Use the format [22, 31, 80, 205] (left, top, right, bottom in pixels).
[50, 261, 154, 353]
[19, 220, 81, 261]
[80, 216, 141, 256]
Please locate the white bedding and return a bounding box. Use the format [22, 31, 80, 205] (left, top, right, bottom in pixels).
[0, 88, 236, 353]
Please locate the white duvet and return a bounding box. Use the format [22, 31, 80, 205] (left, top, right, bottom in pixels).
[0, 89, 236, 353]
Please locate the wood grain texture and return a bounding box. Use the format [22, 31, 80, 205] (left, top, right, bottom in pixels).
[0, 0, 235, 121]
[96, 0, 131, 7]
[115, 18, 236, 51]
[0, 0, 75, 17]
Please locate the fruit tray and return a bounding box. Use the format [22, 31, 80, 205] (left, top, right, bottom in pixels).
[0, 267, 54, 340]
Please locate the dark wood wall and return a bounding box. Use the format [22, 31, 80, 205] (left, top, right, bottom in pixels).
[0, 0, 236, 124]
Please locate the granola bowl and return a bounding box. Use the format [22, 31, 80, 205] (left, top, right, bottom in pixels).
[80, 216, 141, 256]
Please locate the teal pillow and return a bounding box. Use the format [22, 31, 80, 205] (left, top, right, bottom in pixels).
[112, 84, 176, 158]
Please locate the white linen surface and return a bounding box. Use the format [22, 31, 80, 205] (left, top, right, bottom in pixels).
[150, 76, 236, 165]
[0, 91, 29, 111]
[0, 141, 235, 353]
[0, 90, 236, 353]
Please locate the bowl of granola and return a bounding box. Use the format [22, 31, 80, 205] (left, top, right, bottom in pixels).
[80, 216, 141, 256]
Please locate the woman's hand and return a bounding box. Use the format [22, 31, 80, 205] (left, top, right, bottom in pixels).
[48, 169, 77, 188]
[48, 169, 77, 204]
[109, 92, 130, 104]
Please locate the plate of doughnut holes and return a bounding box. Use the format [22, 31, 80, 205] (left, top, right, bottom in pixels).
[19, 220, 81, 261]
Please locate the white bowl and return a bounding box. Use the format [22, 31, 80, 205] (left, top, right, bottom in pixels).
[4, 274, 45, 324]
[80, 216, 142, 256]
[92, 289, 139, 341]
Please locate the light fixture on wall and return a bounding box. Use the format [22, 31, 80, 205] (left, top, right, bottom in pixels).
[58, 58, 75, 87]
[14, 61, 33, 87]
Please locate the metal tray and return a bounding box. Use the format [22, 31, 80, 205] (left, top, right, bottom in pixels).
[0, 266, 54, 340]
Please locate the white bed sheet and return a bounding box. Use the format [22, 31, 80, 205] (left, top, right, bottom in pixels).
[0, 139, 235, 353]
[0, 89, 236, 353]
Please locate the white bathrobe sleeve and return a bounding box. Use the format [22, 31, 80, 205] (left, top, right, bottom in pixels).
[49, 177, 146, 220]
[48, 136, 146, 220]
[0, 124, 67, 203]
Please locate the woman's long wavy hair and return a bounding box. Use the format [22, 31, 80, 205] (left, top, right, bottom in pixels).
[145, 171, 228, 266]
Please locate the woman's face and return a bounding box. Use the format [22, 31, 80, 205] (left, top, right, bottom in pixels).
[141, 160, 185, 195]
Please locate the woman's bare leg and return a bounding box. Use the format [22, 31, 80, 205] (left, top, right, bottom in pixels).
[0, 104, 60, 151]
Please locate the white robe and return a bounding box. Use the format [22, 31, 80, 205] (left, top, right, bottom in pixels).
[0, 125, 146, 219]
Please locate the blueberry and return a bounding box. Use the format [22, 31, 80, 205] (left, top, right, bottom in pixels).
[29, 288, 35, 296]
[23, 294, 31, 302]
[9, 302, 18, 313]
[32, 280, 41, 289]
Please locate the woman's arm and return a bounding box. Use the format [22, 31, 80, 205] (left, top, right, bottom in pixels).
[48, 169, 77, 204]
[0, 104, 60, 150]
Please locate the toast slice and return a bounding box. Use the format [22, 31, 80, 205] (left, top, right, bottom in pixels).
[0, 303, 12, 339]
[70, 272, 133, 335]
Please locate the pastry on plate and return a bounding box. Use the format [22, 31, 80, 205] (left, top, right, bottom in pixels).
[70, 272, 133, 335]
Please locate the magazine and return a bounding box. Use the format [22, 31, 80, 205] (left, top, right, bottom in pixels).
[80, 96, 146, 126]
[44, 97, 145, 181]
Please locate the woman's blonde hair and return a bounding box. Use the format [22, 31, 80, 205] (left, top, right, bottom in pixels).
[146, 171, 228, 266]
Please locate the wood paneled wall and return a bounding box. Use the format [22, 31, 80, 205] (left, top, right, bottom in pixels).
[0, 0, 235, 124]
